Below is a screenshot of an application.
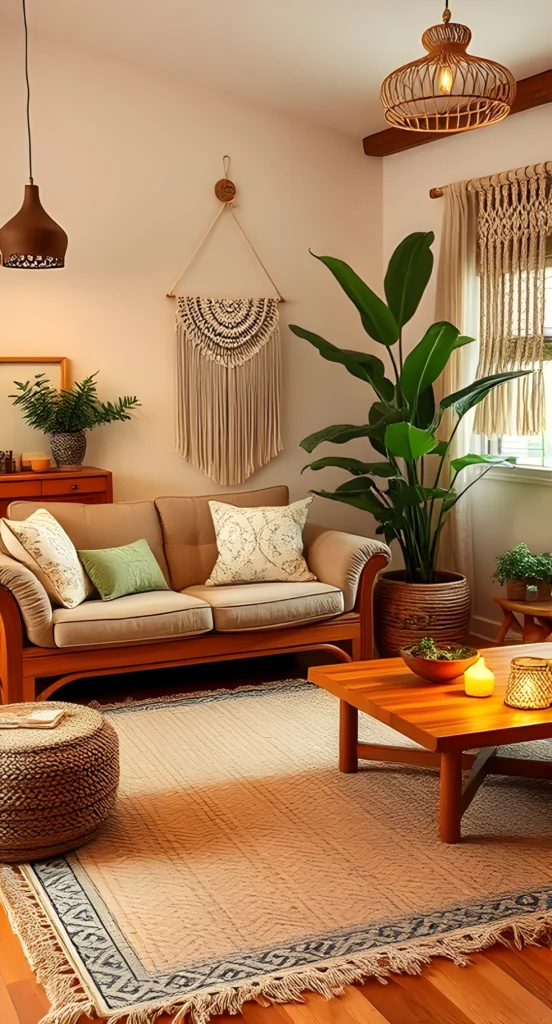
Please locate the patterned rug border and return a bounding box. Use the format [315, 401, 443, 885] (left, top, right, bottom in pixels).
[1, 681, 552, 1024]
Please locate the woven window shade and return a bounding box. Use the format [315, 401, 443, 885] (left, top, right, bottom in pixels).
[472, 163, 552, 437]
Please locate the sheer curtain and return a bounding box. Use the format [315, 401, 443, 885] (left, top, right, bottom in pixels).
[435, 181, 479, 594]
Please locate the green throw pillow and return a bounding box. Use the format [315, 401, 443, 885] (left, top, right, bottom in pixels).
[78, 539, 169, 602]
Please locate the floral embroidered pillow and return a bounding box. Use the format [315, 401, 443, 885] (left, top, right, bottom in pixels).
[0, 508, 93, 609]
[206, 497, 316, 586]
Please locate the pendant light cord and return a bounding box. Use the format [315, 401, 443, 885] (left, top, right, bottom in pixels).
[22, 0, 33, 184]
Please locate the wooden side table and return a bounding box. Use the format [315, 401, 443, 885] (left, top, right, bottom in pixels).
[0, 466, 113, 517]
[494, 596, 552, 645]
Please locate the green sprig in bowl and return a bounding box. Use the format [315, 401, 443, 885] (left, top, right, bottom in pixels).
[400, 637, 479, 683]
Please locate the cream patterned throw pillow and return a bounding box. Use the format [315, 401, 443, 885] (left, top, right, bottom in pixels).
[206, 498, 316, 585]
[0, 508, 93, 609]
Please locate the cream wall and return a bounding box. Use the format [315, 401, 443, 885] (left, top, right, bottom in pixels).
[0, 24, 383, 536]
[383, 106, 552, 639]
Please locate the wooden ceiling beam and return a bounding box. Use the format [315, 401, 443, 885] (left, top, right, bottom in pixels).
[362, 69, 552, 158]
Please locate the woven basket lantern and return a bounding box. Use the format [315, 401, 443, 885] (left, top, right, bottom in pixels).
[504, 657, 552, 710]
[380, 5, 516, 133]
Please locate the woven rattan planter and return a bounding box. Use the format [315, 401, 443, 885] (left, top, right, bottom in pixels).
[0, 701, 119, 863]
[374, 569, 471, 658]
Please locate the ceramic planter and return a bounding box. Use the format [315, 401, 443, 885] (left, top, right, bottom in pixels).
[50, 430, 86, 470]
[374, 569, 471, 658]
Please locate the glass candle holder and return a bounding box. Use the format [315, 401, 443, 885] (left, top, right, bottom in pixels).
[504, 657, 552, 710]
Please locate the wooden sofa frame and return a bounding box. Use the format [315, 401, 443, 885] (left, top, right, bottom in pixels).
[0, 553, 389, 704]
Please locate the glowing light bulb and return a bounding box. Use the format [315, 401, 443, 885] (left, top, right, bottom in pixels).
[438, 64, 454, 94]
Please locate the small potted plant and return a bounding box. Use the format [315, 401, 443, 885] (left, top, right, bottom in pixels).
[10, 372, 140, 469]
[493, 543, 552, 601]
[400, 637, 479, 682]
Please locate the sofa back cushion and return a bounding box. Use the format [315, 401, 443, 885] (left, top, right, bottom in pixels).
[155, 486, 289, 590]
[8, 500, 170, 583]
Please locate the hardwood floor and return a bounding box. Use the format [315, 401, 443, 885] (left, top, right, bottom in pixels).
[1, 651, 551, 1023]
[2, 904, 552, 1024]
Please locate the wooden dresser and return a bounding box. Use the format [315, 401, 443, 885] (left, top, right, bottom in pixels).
[0, 467, 113, 517]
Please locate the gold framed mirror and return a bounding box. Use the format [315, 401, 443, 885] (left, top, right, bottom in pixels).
[0, 357, 69, 458]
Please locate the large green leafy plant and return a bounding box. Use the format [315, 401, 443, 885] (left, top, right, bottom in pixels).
[290, 232, 530, 584]
[10, 372, 140, 434]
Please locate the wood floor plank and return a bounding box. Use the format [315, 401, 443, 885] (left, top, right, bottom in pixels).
[287, 990, 390, 1024]
[332, 986, 392, 1024]
[0, 904, 36, 986]
[485, 944, 552, 1007]
[7, 979, 50, 1024]
[391, 971, 476, 1024]
[241, 1003, 306, 1024]
[0, 975, 20, 1024]
[264, 1001, 322, 1024]
[425, 955, 552, 1024]
[360, 972, 472, 1024]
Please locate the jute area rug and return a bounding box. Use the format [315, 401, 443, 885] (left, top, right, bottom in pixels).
[1, 680, 552, 1024]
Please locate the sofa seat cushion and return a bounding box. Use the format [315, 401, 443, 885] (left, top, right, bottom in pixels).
[183, 581, 344, 632]
[52, 592, 213, 649]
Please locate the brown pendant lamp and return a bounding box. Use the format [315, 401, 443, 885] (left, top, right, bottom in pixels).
[0, 0, 68, 268]
[380, 1, 516, 133]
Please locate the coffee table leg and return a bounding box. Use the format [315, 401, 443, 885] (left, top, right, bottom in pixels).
[439, 750, 462, 843]
[339, 700, 358, 773]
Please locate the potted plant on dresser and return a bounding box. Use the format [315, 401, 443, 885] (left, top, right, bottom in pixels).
[493, 544, 552, 601]
[290, 231, 531, 656]
[10, 372, 140, 469]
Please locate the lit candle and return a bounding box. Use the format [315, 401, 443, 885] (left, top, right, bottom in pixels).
[464, 657, 495, 698]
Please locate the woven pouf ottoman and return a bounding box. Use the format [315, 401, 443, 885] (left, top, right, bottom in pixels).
[0, 702, 119, 863]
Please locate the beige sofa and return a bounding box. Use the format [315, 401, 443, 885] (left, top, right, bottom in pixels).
[0, 485, 391, 704]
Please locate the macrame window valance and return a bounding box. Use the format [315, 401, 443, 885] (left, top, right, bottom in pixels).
[472, 161, 552, 437]
[175, 296, 282, 486]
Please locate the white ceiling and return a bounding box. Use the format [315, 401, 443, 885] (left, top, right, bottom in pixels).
[2, 0, 551, 137]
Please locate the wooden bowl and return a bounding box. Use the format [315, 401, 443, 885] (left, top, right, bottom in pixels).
[399, 645, 479, 683]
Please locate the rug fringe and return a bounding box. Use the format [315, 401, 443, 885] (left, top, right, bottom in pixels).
[0, 863, 97, 1024]
[2, 856, 552, 1024]
[90, 678, 308, 712]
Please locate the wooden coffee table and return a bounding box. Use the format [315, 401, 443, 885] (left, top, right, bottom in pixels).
[309, 643, 552, 844]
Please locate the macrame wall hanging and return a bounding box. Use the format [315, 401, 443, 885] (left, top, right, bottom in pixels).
[167, 158, 285, 486]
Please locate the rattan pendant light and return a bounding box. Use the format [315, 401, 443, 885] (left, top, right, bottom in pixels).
[380, 2, 516, 133]
[0, 0, 67, 269]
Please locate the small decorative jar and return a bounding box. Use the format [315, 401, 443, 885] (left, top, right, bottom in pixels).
[504, 657, 552, 710]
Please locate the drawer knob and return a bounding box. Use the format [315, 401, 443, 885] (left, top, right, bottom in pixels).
[71, 484, 78, 490]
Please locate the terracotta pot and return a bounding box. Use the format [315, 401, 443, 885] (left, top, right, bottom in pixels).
[374, 569, 471, 658]
[400, 644, 479, 683]
[506, 579, 551, 601]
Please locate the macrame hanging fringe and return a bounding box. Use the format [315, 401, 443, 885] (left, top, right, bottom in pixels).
[176, 296, 282, 486]
[473, 161, 552, 437]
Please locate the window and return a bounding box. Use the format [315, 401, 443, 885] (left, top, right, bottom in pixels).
[485, 263, 552, 469]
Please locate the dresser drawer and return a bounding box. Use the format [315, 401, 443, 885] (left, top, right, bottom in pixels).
[41, 476, 107, 498]
[0, 480, 42, 499]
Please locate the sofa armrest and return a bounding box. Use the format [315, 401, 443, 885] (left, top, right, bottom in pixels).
[0, 551, 55, 648]
[303, 524, 391, 613]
